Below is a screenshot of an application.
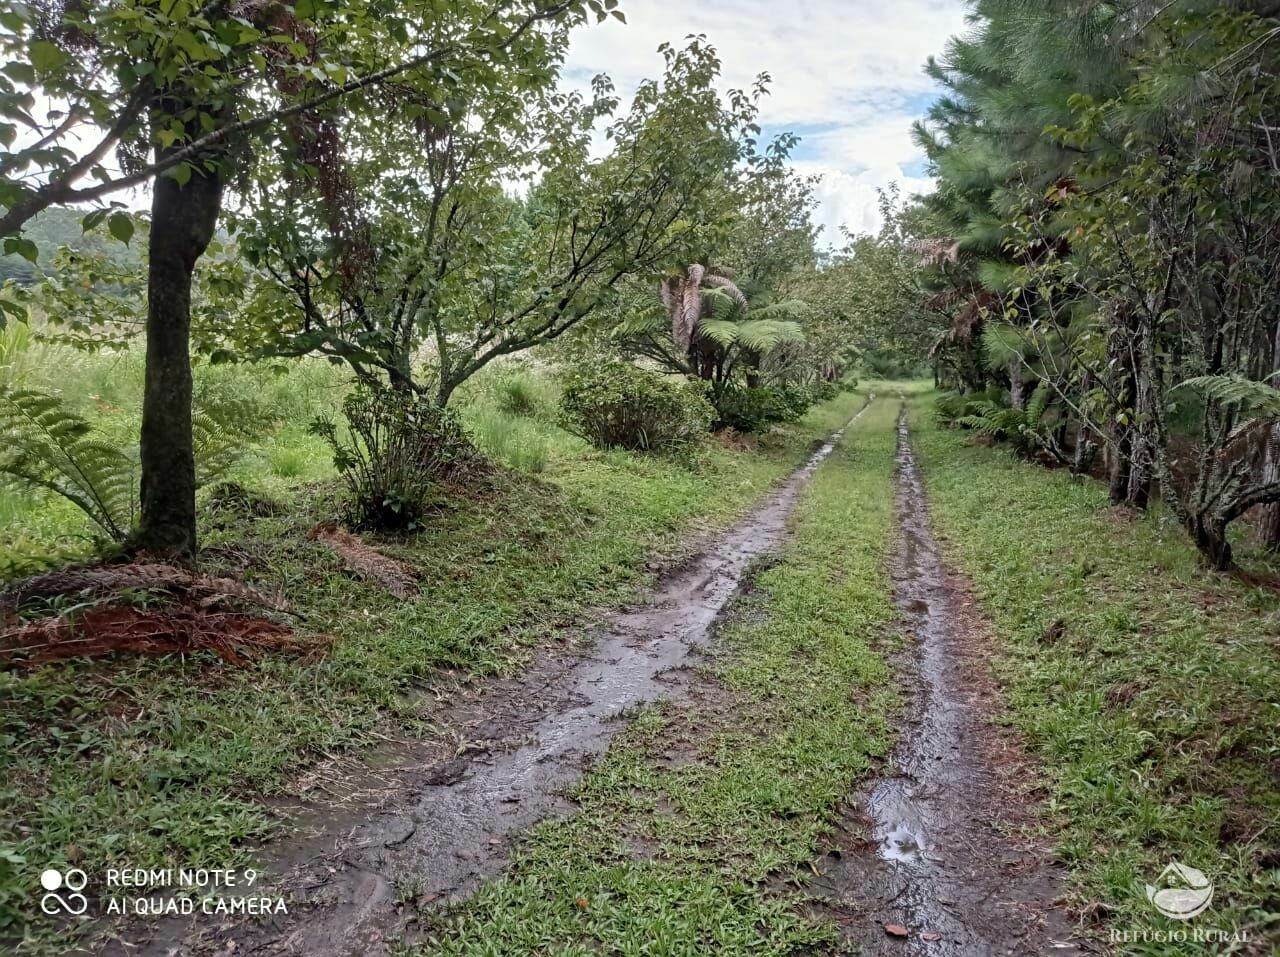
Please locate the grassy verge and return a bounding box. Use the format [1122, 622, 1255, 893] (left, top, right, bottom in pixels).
[412, 397, 902, 956]
[908, 394, 1279, 954]
[0, 383, 869, 952]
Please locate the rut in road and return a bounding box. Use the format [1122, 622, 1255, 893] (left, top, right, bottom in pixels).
[112, 399, 876, 957]
[810, 405, 1081, 955]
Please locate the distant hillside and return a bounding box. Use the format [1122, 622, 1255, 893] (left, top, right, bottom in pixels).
[0, 207, 142, 284]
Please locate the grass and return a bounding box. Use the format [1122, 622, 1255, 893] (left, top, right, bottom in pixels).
[0, 360, 870, 952]
[410, 397, 902, 956]
[908, 392, 1279, 954]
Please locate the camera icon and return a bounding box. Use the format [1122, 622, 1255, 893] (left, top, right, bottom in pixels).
[39, 867, 89, 916]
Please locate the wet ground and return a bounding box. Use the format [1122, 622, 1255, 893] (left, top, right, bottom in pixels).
[808, 406, 1083, 955]
[103, 401, 874, 957]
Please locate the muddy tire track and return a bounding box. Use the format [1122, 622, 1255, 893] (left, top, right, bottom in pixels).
[104, 399, 876, 957]
[808, 406, 1082, 955]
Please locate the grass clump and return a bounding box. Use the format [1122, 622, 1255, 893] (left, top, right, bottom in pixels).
[415, 398, 901, 956]
[467, 406, 550, 474]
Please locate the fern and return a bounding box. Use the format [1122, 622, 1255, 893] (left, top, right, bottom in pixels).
[1174, 375, 1280, 418]
[0, 388, 254, 542]
[0, 387, 135, 540]
[954, 383, 1059, 459]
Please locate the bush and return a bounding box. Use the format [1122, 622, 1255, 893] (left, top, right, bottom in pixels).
[712, 384, 811, 433]
[310, 384, 483, 531]
[560, 363, 714, 453]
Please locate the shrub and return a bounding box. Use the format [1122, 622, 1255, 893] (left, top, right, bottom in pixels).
[560, 363, 714, 452]
[712, 384, 810, 434]
[310, 384, 483, 531]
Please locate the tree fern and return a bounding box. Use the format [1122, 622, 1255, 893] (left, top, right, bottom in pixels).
[0, 387, 135, 540]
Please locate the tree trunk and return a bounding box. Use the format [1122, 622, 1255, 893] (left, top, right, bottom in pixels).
[132, 157, 224, 558]
[1259, 320, 1280, 548]
[1108, 428, 1132, 505]
[1189, 513, 1233, 571]
[1008, 358, 1026, 410]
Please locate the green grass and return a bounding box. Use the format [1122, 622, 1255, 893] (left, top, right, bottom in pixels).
[908, 392, 1279, 954]
[411, 397, 902, 956]
[0, 375, 871, 952]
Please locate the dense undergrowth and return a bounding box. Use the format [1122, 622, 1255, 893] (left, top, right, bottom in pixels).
[911, 396, 1280, 954]
[414, 397, 902, 955]
[0, 350, 868, 950]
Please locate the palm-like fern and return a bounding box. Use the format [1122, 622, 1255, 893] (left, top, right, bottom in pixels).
[0, 388, 252, 543]
[1174, 375, 1280, 419]
[0, 388, 135, 540]
[956, 382, 1062, 459]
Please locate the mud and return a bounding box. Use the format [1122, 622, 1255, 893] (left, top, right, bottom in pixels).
[104, 400, 874, 957]
[808, 407, 1083, 955]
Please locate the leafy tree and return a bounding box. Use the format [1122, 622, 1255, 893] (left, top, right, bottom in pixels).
[0, 0, 615, 556]
[218, 37, 755, 405]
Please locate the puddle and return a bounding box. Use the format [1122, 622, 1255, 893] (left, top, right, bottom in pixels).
[106, 399, 875, 957]
[809, 406, 1080, 955]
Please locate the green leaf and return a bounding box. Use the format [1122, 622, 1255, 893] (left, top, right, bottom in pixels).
[3, 236, 38, 263]
[28, 40, 67, 73]
[107, 211, 134, 244]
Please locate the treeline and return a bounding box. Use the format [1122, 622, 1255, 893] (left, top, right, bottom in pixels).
[915, 0, 1280, 569]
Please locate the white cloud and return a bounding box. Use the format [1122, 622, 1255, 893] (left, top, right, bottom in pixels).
[565, 0, 968, 242]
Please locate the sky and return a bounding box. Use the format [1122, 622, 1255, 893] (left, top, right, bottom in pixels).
[564, 0, 970, 245]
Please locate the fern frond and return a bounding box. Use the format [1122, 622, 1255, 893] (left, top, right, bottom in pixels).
[1174, 375, 1280, 418]
[749, 300, 812, 323]
[734, 320, 805, 354]
[0, 388, 134, 540]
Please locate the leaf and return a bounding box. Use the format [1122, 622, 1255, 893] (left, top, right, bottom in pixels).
[3, 236, 37, 263]
[884, 924, 910, 937]
[921, 931, 941, 941]
[28, 40, 67, 73]
[107, 212, 134, 245]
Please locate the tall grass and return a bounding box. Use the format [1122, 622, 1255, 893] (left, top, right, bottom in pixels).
[491, 367, 556, 418]
[467, 406, 550, 474]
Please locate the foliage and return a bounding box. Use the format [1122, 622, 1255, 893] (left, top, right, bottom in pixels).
[221, 38, 758, 406]
[467, 407, 550, 474]
[0, 388, 135, 541]
[712, 383, 813, 434]
[559, 363, 714, 453]
[0, 0, 619, 555]
[914, 0, 1280, 568]
[309, 384, 482, 531]
[955, 383, 1062, 461]
[491, 369, 551, 419]
[0, 385, 256, 544]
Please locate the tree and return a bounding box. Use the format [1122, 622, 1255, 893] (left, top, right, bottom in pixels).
[913, 0, 1280, 569]
[218, 37, 757, 405]
[0, 0, 614, 557]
